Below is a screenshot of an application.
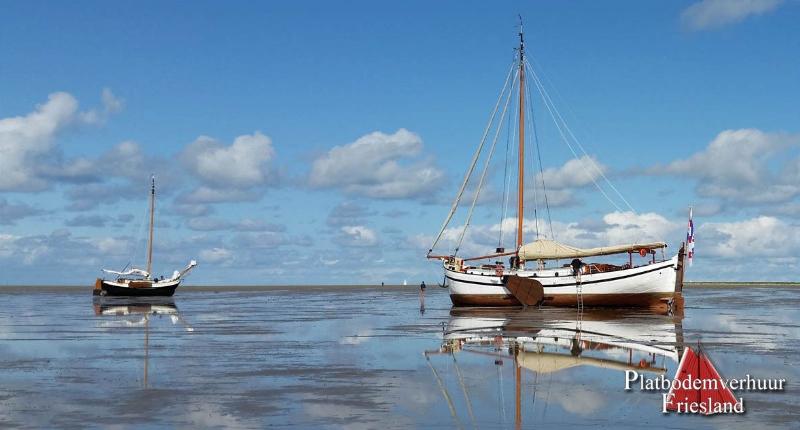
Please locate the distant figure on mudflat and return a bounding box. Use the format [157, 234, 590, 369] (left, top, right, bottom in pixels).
[419, 281, 426, 312]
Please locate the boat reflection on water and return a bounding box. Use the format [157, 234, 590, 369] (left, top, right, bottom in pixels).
[424, 307, 684, 427]
[92, 297, 193, 388]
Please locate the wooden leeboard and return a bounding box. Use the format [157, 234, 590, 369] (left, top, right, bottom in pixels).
[506, 276, 544, 306]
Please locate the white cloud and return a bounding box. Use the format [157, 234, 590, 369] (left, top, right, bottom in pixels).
[98, 141, 147, 179]
[336, 225, 379, 247]
[101, 87, 124, 114]
[600, 211, 681, 245]
[308, 129, 444, 199]
[180, 186, 262, 204]
[95, 237, 130, 254]
[648, 129, 800, 205]
[420, 211, 681, 258]
[199, 247, 234, 264]
[681, 0, 783, 31]
[0, 199, 43, 225]
[64, 214, 113, 227]
[538, 155, 607, 189]
[187, 217, 230, 231]
[0, 229, 133, 267]
[0, 90, 123, 191]
[182, 132, 274, 188]
[0, 234, 18, 259]
[326, 201, 375, 227]
[178, 132, 277, 205]
[187, 216, 286, 232]
[512, 155, 609, 208]
[700, 216, 800, 258]
[0, 93, 81, 191]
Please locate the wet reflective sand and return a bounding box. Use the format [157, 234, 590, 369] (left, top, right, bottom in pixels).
[0, 285, 797, 428]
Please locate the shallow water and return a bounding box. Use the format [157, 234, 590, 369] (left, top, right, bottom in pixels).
[0, 285, 797, 429]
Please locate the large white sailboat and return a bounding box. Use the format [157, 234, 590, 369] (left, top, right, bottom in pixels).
[427, 24, 686, 310]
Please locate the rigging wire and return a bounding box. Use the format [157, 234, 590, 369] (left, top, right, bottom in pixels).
[501, 85, 520, 249]
[525, 60, 626, 213]
[528, 115, 540, 239]
[428, 59, 518, 255]
[526, 59, 636, 213]
[499, 71, 520, 249]
[455, 69, 519, 254]
[498, 87, 513, 248]
[128, 186, 150, 270]
[525, 64, 555, 240]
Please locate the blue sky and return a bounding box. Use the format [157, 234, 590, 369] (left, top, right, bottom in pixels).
[1, 0, 799, 284]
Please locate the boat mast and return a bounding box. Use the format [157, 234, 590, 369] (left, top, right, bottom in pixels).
[516, 22, 525, 256]
[146, 175, 155, 278]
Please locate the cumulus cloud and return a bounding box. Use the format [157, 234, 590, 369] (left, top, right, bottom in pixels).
[700, 216, 800, 258]
[0, 229, 132, 266]
[178, 132, 277, 205]
[182, 132, 275, 188]
[199, 247, 234, 264]
[101, 88, 124, 114]
[1, 92, 82, 191]
[514, 155, 609, 208]
[233, 231, 289, 248]
[97, 141, 148, 179]
[187, 216, 286, 232]
[326, 201, 376, 227]
[538, 155, 608, 189]
[179, 186, 262, 204]
[681, 0, 783, 31]
[335, 225, 379, 247]
[648, 129, 800, 206]
[0, 90, 122, 191]
[0, 199, 43, 225]
[308, 129, 444, 199]
[420, 211, 681, 258]
[64, 214, 112, 227]
[64, 183, 136, 211]
[57, 140, 179, 211]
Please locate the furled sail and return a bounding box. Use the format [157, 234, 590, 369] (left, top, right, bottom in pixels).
[102, 268, 150, 278]
[518, 238, 666, 260]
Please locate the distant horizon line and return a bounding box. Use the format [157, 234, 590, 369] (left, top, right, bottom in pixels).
[1, 281, 799, 290]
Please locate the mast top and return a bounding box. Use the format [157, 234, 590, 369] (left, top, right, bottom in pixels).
[518, 16, 524, 59]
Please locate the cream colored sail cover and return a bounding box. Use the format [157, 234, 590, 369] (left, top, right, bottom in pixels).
[518, 238, 666, 260]
[519, 351, 666, 374]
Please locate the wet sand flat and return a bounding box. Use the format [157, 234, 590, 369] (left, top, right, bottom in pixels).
[0, 285, 798, 428]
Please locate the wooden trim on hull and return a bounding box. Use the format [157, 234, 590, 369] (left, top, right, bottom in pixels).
[94, 280, 179, 297]
[451, 292, 683, 313]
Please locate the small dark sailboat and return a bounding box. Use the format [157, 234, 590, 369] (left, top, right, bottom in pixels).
[94, 176, 196, 297]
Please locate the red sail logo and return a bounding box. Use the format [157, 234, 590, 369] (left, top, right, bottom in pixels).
[664, 346, 742, 414]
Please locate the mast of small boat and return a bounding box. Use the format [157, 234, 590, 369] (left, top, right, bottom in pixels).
[146, 175, 155, 279]
[516, 22, 526, 261]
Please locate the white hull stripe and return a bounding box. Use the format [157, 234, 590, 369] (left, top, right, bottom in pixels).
[446, 261, 674, 288]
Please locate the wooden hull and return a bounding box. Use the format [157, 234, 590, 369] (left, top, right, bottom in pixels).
[94, 279, 180, 297]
